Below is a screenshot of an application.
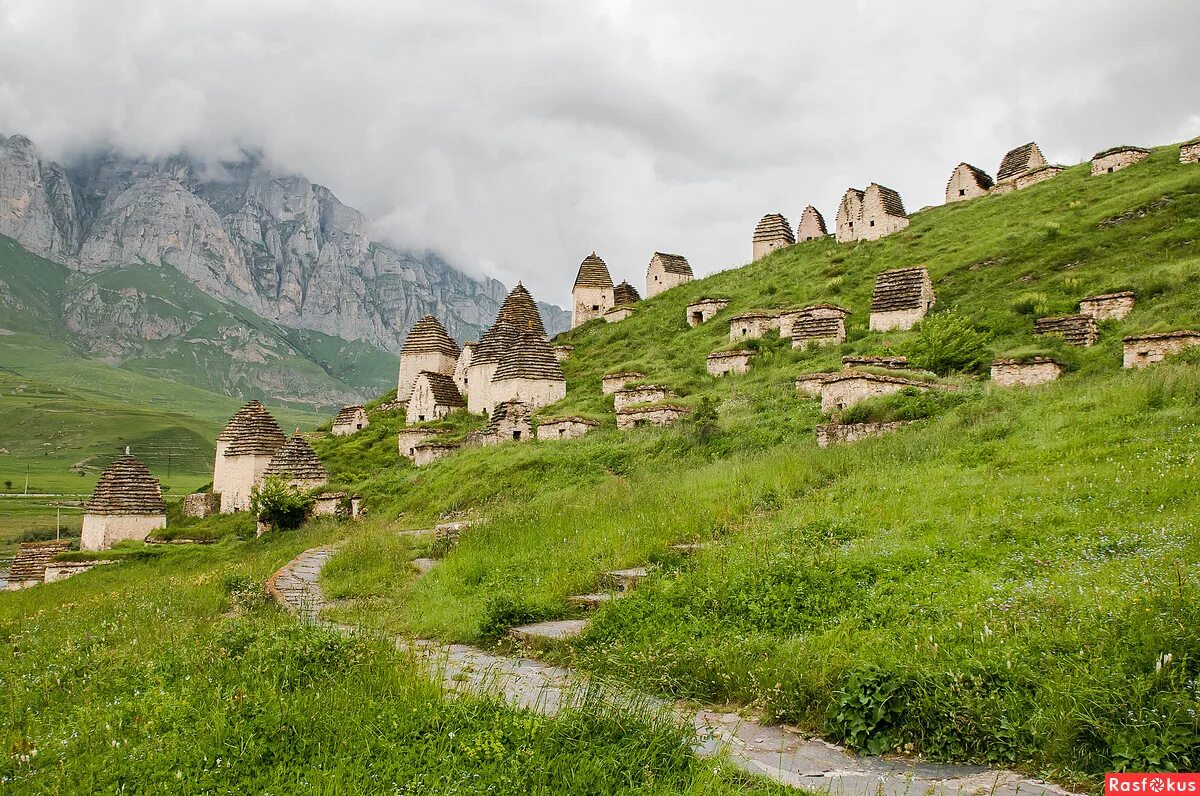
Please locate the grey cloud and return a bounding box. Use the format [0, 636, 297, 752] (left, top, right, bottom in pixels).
[1, 0, 1198, 304]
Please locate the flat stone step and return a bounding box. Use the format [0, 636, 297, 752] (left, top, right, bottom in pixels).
[412, 557, 438, 574]
[396, 528, 435, 538]
[602, 567, 651, 591]
[567, 592, 617, 609]
[509, 619, 589, 642]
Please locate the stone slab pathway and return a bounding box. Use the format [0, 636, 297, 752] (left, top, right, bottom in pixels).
[510, 618, 590, 641]
[269, 546, 1078, 796]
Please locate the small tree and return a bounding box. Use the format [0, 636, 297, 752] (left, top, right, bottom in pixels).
[3, 480, 11, 491]
[905, 312, 990, 375]
[249, 476, 314, 532]
[689, 396, 720, 442]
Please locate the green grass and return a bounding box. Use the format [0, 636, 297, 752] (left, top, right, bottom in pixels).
[0, 525, 786, 794]
[313, 146, 1200, 786]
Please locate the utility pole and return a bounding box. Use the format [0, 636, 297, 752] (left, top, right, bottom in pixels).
[23, 465, 29, 496]
[56, 505, 61, 540]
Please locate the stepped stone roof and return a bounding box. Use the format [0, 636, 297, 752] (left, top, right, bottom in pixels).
[997, 142, 1045, 180]
[954, 163, 994, 189]
[472, 320, 520, 366]
[690, 296, 729, 305]
[792, 316, 844, 339]
[868, 183, 907, 217]
[573, 253, 614, 290]
[871, 267, 931, 312]
[1093, 145, 1150, 159]
[9, 540, 71, 583]
[604, 371, 645, 380]
[843, 355, 910, 370]
[496, 283, 546, 336]
[333, 405, 365, 425]
[870, 270, 928, 313]
[823, 372, 943, 389]
[993, 356, 1061, 366]
[1123, 330, 1200, 342]
[616, 403, 689, 415]
[797, 205, 828, 236]
[540, 416, 598, 427]
[219, 401, 287, 456]
[707, 349, 753, 359]
[264, 432, 328, 482]
[613, 281, 641, 306]
[401, 315, 461, 357]
[85, 452, 166, 516]
[485, 400, 532, 433]
[1083, 290, 1136, 301]
[652, 252, 693, 276]
[418, 371, 467, 407]
[753, 214, 795, 244]
[1034, 314, 1099, 346]
[729, 310, 781, 321]
[493, 329, 565, 382]
[797, 303, 852, 316]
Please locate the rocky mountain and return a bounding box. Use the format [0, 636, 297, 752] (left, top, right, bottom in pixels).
[0, 133, 570, 350]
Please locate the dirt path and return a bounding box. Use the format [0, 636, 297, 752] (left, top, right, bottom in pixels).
[269, 546, 1077, 796]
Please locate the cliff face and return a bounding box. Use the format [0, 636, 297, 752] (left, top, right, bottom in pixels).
[0, 134, 569, 349]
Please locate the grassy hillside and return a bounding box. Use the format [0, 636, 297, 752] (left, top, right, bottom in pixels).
[310, 145, 1200, 785]
[0, 524, 781, 793]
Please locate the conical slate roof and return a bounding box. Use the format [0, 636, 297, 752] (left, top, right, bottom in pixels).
[85, 452, 166, 516]
[9, 540, 72, 582]
[472, 319, 520, 366]
[333, 405, 365, 425]
[613, 281, 641, 306]
[401, 315, 461, 357]
[220, 400, 287, 456]
[496, 283, 546, 336]
[573, 253, 614, 290]
[264, 432, 328, 482]
[753, 214, 795, 244]
[493, 329, 566, 382]
[416, 371, 466, 408]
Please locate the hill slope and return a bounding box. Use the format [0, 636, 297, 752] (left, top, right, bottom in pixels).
[308, 144, 1200, 784]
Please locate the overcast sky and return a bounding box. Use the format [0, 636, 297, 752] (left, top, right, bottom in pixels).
[2, 0, 1198, 306]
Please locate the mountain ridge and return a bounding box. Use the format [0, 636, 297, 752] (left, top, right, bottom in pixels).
[0, 133, 569, 349]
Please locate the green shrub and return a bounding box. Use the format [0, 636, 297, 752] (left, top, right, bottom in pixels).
[905, 312, 991, 375]
[249, 476, 314, 531]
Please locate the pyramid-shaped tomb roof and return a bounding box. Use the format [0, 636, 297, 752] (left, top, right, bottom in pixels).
[496, 283, 546, 336]
[798, 205, 828, 236]
[220, 400, 287, 456]
[753, 213, 795, 244]
[955, 163, 994, 189]
[401, 315, 461, 357]
[264, 432, 328, 482]
[573, 253, 614, 290]
[613, 281, 641, 306]
[472, 319, 520, 366]
[493, 329, 566, 382]
[85, 452, 166, 516]
[653, 252, 693, 277]
[9, 540, 71, 582]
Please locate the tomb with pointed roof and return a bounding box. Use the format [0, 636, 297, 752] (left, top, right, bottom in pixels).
[407, 371, 467, 424]
[332, 405, 369, 436]
[752, 214, 795, 261]
[571, 252, 615, 328]
[996, 142, 1047, 185]
[796, 206, 828, 242]
[489, 328, 567, 412]
[397, 315, 461, 404]
[81, 450, 167, 551]
[214, 400, 287, 513]
[946, 163, 994, 204]
[869, 267, 935, 331]
[646, 252, 693, 297]
[264, 431, 329, 491]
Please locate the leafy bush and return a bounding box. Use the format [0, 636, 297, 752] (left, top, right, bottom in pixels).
[249, 476, 314, 531]
[905, 312, 990, 375]
[830, 666, 908, 754]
